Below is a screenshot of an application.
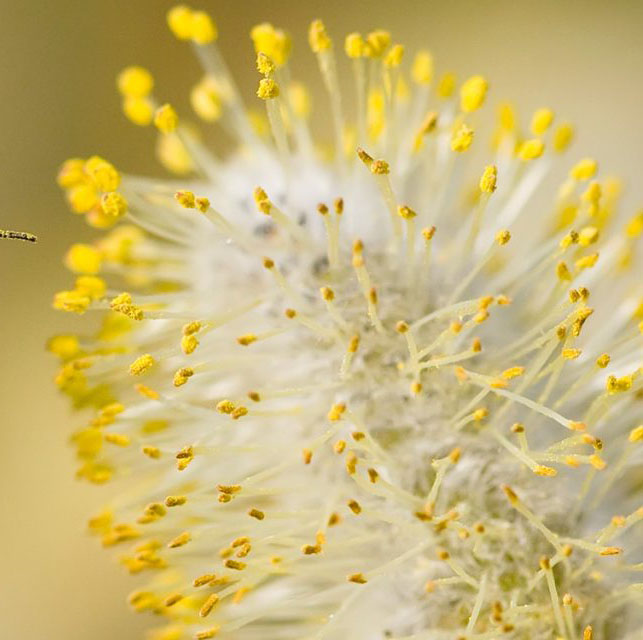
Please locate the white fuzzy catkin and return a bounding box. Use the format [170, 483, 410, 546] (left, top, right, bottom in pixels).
[51, 9, 643, 640]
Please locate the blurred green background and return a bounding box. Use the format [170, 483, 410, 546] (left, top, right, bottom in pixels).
[1, 1, 641, 638]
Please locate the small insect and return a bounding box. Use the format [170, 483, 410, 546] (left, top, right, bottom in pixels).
[0, 229, 37, 243]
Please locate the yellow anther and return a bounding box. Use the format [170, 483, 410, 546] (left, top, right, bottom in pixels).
[589, 454, 606, 470]
[57, 157, 86, 189]
[199, 593, 219, 618]
[47, 334, 81, 359]
[511, 422, 525, 433]
[64, 244, 101, 275]
[256, 52, 275, 76]
[173, 367, 194, 387]
[165, 495, 187, 507]
[449, 447, 462, 464]
[472, 408, 488, 422]
[473, 309, 489, 324]
[167, 531, 191, 548]
[451, 124, 474, 152]
[181, 334, 199, 355]
[195, 627, 220, 639]
[553, 123, 574, 152]
[320, 286, 334, 301]
[167, 5, 194, 40]
[135, 385, 160, 401]
[562, 348, 581, 360]
[156, 131, 193, 174]
[164, 593, 183, 607]
[575, 253, 599, 270]
[190, 78, 222, 122]
[191, 10, 218, 45]
[570, 158, 598, 181]
[479, 165, 497, 193]
[345, 451, 358, 475]
[628, 426, 643, 442]
[231, 406, 248, 420]
[301, 448, 313, 465]
[129, 354, 155, 376]
[76, 275, 106, 300]
[289, 82, 311, 119]
[347, 572, 367, 584]
[517, 139, 545, 161]
[104, 433, 130, 447]
[530, 107, 554, 135]
[556, 261, 572, 281]
[535, 464, 558, 477]
[367, 468, 379, 483]
[624, 210, 643, 237]
[365, 30, 391, 57]
[257, 77, 279, 100]
[581, 180, 603, 205]
[495, 229, 511, 245]
[606, 374, 633, 394]
[195, 197, 210, 213]
[560, 229, 579, 249]
[317, 203, 329, 215]
[154, 104, 179, 133]
[437, 71, 456, 98]
[347, 499, 362, 514]
[460, 75, 488, 112]
[501, 366, 525, 380]
[384, 44, 404, 68]
[117, 66, 153, 98]
[101, 192, 128, 218]
[345, 32, 366, 58]
[471, 338, 482, 352]
[594, 353, 610, 369]
[122, 96, 154, 126]
[308, 19, 332, 53]
[247, 390, 261, 403]
[66, 183, 98, 214]
[411, 50, 433, 85]
[422, 226, 436, 241]
[237, 333, 257, 346]
[395, 320, 409, 333]
[397, 205, 417, 220]
[578, 226, 599, 246]
[142, 446, 161, 459]
[301, 543, 322, 555]
[250, 23, 292, 67]
[85, 156, 120, 192]
[503, 485, 519, 505]
[248, 508, 265, 520]
[370, 159, 390, 175]
[328, 403, 346, 421]
[583, 626, 593, 640]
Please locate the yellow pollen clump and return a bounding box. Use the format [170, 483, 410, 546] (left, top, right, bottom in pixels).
[129, 354, 155, 376]
[460, 75, 488, 113]
[479, 165, 498, 193]
[86, 156, 120, 192]
[175, 190, 196, 209]
[64, 244, 102, 275]
[411, 50, 433, 85]
[256, 52, 275, 76]
[101, 192, 128, 218]
[451, 124, 474, 152]
[257, 78, 280, 100]
[397, 205, 417, 220]
[517, 139, 545, 161]
[495, 229, 511, 245]
[154, 104, 179, 133]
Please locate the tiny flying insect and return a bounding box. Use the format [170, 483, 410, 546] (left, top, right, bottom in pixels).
[0, 229, 37, 243]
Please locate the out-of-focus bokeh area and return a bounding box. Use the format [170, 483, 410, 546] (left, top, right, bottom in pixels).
[1, 0, 641, 637]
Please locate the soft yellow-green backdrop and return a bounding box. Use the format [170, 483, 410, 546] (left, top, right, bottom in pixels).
[1, 1, 641, 638]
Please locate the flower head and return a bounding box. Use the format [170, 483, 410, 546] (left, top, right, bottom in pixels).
[51, 6, 643, 640]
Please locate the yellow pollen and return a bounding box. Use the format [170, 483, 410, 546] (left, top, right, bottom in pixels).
[451, 124, 474, 152]
[142, 445, 161, 459]
[195, 626, 220, 639]
[365, 30, 391, 57]
[175, 190, 196, 209]
[501, 366, 525, 379]
[129, 354, 155, 376]
[101, 192, 128, 218]
[575, 253, 599, 270]
[570, 158, 598, 181]
[64, 244, 102, 275]
[216, 400, 236, 414]
[257, 77, 280, 100]
[495, 229, 511, 245]
[628, 426, 643, 442]
[199, 593, 219, 618]
[167, 531, 191, 548]
[248, 508, 265, 520]
[256, 52, 275, 76]
[397, 205, 417, 220]
[562, 348, 582, 360]
[479, 165, 498, 193]
[347, 572, 367, 584]
[384, 44, 404, 68]
[237, 333, 258, 346]
[328, 403, 346, 421]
